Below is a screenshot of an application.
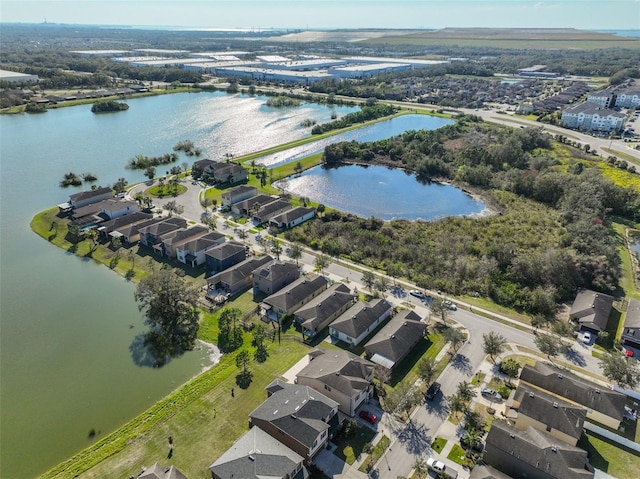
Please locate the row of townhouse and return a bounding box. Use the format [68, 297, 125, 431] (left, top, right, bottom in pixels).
[475, 361, 629, 479]
[221, 184, 316, 229]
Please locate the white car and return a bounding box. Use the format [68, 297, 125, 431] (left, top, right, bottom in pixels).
[410, 290, 426, 300]
[582, 332, 592, 344]
[426, 457, 446, 472]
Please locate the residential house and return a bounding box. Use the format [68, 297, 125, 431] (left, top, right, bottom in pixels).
[98, 199, 140, 220]
[209, 426, 307, 479]
[221, 185, 257, 207]
[329, 298, 394, 347]
[68, 186, 113, 209]
[112, 216, 167, 245]
[176, 231, 226, 267]
[232, 194, 276, 216]
[138, 462, 188, 479]
[70, 199, 112, 222]
[252, 199, 292, 225]
[364, 310, 426, 371]
[569, 288, 614, 333]
[191, 159, 216, 179]
[469, 465, 513, 479]
[138, 217, 187, 248]
[483, 421, 593, 479]
[205, 241, 247, 274]
[253, 260, 301, 298]
[506, 383, 586, 446]
[249, 380, 339, 461]
[293, 283, 357, 340]
[296, 348, 375, 416]
[269, 206, 316, 231]
[203, 161, 248, 185]
[207, 255, 273, 298]
[153, 225, 209, 258]
[621, 298, 640, 352]
[519, 362, 626, 429]
[260, 275, 329, 323]
[97, 211, 152, 240]
[560, 102, 625, 133]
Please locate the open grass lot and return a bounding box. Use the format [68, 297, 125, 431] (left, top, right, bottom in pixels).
[362, 28, 640, 50]
[578, 431, 640, 479]
[333, 425, 376, 465]
[613, 222, 640, 300]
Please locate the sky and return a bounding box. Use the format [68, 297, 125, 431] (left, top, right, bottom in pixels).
[1, 0, 639, 31]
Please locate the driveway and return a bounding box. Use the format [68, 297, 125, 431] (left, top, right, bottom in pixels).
[128, 177, 205, 221]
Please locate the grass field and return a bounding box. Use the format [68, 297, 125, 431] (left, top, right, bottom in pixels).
[578, 431, 640, 479]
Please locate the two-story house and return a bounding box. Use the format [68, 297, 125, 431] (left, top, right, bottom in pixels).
[207, 255, 273, 298]
[293, 283, 357, 340]
[296, 348, 375, 417]
[153, 225, 209, 258]
[260, 275, 329, 323]
[220, 185, 257, 207]
[138, 217, 187, 248]
[253, 260, 301, 299]
[249, 380, 339, 462]
[176, 231, 226, 267]
[205, 241, 247, 274]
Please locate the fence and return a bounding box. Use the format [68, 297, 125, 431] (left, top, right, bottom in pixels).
[584, 422, 640, 452]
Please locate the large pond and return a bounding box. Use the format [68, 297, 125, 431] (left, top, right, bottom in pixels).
[0, 91, 357, 478]
[283, 164, 487, 220]
[255, 113, 454, 167]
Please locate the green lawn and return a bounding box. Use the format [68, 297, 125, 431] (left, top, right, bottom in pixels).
[332, 426, 376, 465]
[145, 183, 187, 198]
[431, 437, 447, 453]
[578, 431, 640, 479]
[357, 435, 390, 473]
[447, 444, 467, 465]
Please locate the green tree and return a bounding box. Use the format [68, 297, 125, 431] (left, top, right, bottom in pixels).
[314, 253, 330, 274]
[482, 332, 506, 363]
[448, 392, 466, 419]
[289, 243, 302, 265]
[375, 275, 389, 295]
[500, 358, 521, 385]
[443, 327, 466, 353]
[294, 161, 303, 175]
[252, 324, 269, 362]
[163, 200, 184, 217]
[456, 380, 475, 405]
[133, 269, 200, 356]
[144, 166, 156, 180]
[599, 352, 640, 388]
[235, 349, 253, 388]
[361, 270, 376, 292]
[271, 238, 283, 260]
[316, 203, 325, 217]
[113, 177, 128, 194]
[218, 307, 243, 352]
[417, 358, 437, 386]
[534, 333, 563, 361]
[430, 298, 450, 324]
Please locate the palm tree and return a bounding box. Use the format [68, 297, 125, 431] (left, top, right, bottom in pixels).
[316, 203, 326, 217]
[482, 331, 506, 363]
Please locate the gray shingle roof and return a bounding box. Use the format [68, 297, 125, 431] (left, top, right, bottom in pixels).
[98, 211, 152, 233]
[250, 383, 338, 449]
[512, 384, 586, 440]
[209, 427, 304, 479]
[178, 231, 225, 253]
[364, 310, 426, 365]
[138, 217, 187, 236]
[519, 363, 625, 421]
[160, 225, 208, 247]
[263, 275, 329, 313]
[624, 298, 640, 329]
[330, 298, 393, 338]
[270, 206, 315, 224]
[69, 186, 112, 203]
[563, 101, 625, 118]
[205, 241, 246, 260]
[485, 421, 592, 479]
[254, 260, 300, 283]
[207, 255, 273, 287]
[297, 348, 375, 397]
[569, 288, 614, 332]
[294, 283, 356, 331]
[469, 464, 513, 479]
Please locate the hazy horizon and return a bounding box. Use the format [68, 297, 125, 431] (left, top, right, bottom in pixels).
[2, 1, 639, 31]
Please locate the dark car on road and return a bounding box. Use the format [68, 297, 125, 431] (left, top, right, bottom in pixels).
[426, 382, 441, 400]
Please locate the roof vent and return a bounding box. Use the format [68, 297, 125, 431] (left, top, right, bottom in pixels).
[595, 388, 601, 394]
[291, 414, 297, 420]
[558, 374, 563, 379]
[248, 454, 255, 461]
[336, 372, 340, 376]
[509, 433, 515, 438]
[391, 335, 396, 339]
[551, 446, 557, 453]
[529, 392, 535, 398]
[553, 402, 559, 408]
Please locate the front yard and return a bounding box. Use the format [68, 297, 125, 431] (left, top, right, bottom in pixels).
[332, 424, 376, 465]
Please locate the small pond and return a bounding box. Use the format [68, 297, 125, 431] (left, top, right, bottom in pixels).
[281, 164, 488, 221]
[255, 114, 454, 167]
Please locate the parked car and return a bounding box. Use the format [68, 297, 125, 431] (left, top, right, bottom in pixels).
[359, 410, 377, 424]
[426, 381, 441, 401]
[410, 290, 426, 300]
[426, 457, 446, 472]
[443, 300, 457, 311]
[582, 332, 592, 344]
[481, 387, 502, 401]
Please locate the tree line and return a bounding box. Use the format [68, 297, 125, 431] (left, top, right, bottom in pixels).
[285, 121, 639, 316]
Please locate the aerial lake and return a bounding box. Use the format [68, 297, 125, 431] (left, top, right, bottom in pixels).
[0, 91, 356, 479]
[282, 164, 487, 220]
[0, 91, 466, 478]
[255, 113, 454, 167]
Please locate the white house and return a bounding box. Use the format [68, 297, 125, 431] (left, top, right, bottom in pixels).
[560, 102, 625, 133]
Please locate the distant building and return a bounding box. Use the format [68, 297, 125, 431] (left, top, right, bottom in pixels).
[614, 89, 640, 108]
[0, 69, 38, 84]
[586, 89, 617, 108]
[560, 102, 625, 133]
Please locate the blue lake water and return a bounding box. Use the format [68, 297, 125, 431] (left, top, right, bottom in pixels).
[0, 91, 357, 478]
[283, 164, 487, 221]
[255, 114, 454, 167]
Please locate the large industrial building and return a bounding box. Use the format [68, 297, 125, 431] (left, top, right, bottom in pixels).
[0, 69, 39, 84]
